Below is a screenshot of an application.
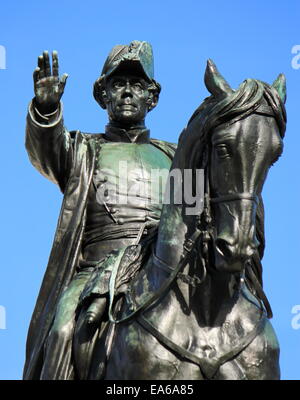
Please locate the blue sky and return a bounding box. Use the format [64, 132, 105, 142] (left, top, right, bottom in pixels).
[0, 0, 299, 380]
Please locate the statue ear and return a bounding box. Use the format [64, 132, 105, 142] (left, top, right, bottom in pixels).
[99, 88, 109, 109]
[147, 94, 158, 112]
[101, 89, 108, 103]
[204, 59, 234, 97]
[93, 77, 108, 109]
[272, 73, 286, 104]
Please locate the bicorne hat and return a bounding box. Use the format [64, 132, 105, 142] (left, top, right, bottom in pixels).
[101, 40, 154, 82]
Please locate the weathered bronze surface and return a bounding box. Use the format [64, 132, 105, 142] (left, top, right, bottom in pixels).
[24, 41, 286, 380]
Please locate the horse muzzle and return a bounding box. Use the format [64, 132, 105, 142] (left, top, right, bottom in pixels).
[213, 237, 258, 273]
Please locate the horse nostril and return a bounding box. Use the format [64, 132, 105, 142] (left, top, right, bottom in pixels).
[215, 238, 234, 259]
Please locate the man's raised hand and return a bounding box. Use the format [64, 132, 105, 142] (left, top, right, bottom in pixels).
[33, 50, 68, 114]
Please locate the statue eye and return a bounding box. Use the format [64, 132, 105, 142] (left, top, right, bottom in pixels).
[215, 144, 230, 159]
[112, 80, 125, 89]
[132, 82, 143, 91]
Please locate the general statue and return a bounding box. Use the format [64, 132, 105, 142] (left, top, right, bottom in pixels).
[24, 41, 287, 380]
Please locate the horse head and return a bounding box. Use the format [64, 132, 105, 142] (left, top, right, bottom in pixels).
[199, 60, 286, 274]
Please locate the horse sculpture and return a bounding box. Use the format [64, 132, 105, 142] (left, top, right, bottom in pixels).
[73, 60, 287, 380]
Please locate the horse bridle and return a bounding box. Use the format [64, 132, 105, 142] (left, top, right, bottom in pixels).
[202, 145, 272, 318]
[190, 136, 261, 289]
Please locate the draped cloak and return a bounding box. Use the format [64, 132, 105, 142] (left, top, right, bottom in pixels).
[23, 102, 176, 379]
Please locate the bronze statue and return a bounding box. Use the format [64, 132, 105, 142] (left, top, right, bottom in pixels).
[24, 41, 286, 380]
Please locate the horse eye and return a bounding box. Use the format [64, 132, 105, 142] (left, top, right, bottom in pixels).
[215, 144, 230, 159]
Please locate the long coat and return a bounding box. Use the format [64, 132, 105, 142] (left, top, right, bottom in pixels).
[23, 103, 176, 379]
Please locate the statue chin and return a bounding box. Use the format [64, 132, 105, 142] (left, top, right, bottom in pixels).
[109, 107, 146, 127]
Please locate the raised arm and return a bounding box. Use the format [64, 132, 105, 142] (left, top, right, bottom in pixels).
[25, 51, 73, 192]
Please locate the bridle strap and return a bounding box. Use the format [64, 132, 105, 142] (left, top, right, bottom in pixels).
[211, 193, 259, 205]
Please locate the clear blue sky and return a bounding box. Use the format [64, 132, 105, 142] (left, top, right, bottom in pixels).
[0, 0, 299, 380]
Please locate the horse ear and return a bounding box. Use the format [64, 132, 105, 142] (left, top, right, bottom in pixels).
[272, 73, 287, 104]
[204, 59, 234, 97]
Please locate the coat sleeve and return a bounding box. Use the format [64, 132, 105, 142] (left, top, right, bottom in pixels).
[25, 100, 74, 192]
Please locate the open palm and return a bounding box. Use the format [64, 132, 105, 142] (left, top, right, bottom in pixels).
[33, 50, 68, 114]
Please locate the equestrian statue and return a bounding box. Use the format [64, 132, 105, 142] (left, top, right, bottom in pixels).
[24, 41, 286, 380]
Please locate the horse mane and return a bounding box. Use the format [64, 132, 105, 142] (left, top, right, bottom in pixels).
[184, 79, 286, 317]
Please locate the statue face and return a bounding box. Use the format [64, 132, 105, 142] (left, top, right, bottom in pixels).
[104, 73, 152, 126]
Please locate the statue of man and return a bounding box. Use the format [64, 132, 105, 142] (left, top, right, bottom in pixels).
[24, 41, 176, 380]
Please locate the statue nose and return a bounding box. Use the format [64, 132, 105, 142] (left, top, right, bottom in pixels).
[123, 82, 133, 96]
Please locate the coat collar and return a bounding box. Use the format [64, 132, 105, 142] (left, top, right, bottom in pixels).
[104, 124, 150, 144]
